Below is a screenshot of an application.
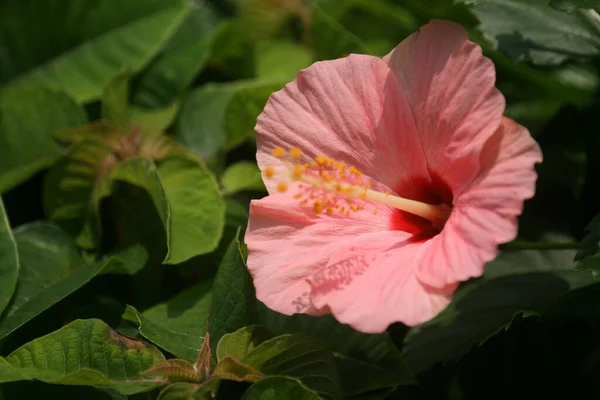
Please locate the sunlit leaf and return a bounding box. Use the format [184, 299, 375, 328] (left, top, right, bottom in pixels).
[221, 161, 265, 195]
[0, 319, 165, 394]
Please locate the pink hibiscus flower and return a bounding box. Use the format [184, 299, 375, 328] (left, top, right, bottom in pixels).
[244, 20, 542, 333]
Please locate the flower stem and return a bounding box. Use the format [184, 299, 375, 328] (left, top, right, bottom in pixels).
[500, 241, 580, 251]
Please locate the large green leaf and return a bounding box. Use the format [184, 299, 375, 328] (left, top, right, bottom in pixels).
[0, 87, 87, 193]
[102, 70, 131, 129]
[133, 3, 221, 109]
[472, 0, 600, 65]
[0, 222, 147, 340]
[111, 155, 225, 264]
[0, 0, 191, 103]
[259, 308, 414, 396]
[256, 40, 313, 79]
[123, 279, 213, 362]
[242, 377, 323, 400]
[0, 319, 165, 394]
[0, 198, 18, 315]
[208, 238, 260, 354]
[218, 327, 341, 400]
[403, 242, 596, 374]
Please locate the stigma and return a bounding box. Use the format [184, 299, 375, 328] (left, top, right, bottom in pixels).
[266, 146, 451, 223]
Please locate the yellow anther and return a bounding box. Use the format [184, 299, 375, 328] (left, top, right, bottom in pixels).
[385, 191, 391, 196]
[322, 171, 332, 182]
[294, 193, 302, 199]
[326, 207, 334, 215]
[315, 156, 327, 165]
[265, 166, 275, 178]
[290, 147, 302, 158]
[349, 166, 361, 176]
[273, 147, 286, 158]
[313, 201, 323, 214]
[373, 210, 378, 215]
[336, 162, 346, 171]
[292, 166, 305, 179]
[326, 159, 334, 168]
[277, 182, 288, 192]
[360, 191, 367, 199]
[335, 183, 342, 192]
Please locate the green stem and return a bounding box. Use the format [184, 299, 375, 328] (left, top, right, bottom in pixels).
[500, 241, 580, 251]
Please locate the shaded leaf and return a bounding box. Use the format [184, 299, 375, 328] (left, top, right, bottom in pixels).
[174, 83, 238, 159]
[549, 0, 600, 12]
[0, 222, 147, 340]
[123, 280, 213, 362]
[221, 162, 265, 195]
[1, 0, 191, 103]
[133, 3, 221, 109]
[205, 21, 256, 79]
[157, 380, 220, 400]
[209, 239, 260, 354]
[0, 87, 87, 193]
[0, 198, 18, 315]
[212, 356, 263, 383]
[403, 242, 596, 374]
[0, 319, 165, 395]
[241, 376, 323, 400]
[111, 155, 225, 264]
[44, 138, 114, 249]
[472, 0, 600, 65]
[218, 327, 341, 400]
[575, 213, 600, 272]
[260, 308, 414, 396]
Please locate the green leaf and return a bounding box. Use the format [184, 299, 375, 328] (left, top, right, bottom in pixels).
[157, 380, 220, 400]
[0, 381, 116, 400]
[0, 198, 18, 315]
[133, 4, 221, 109]
[102, 70, 131, 129]
[0, 222, 147, 340]
[0, 319, 165, 394]
[256, 40, 313, 79]
[209, 238, 260, 353]
[575, 213, 600, 272]
[218, 327, 341, 400]
[242, 376, 323, 400]
[0, 87, 87, 193]
[221, 162, 265, 195]
[44, 138, 114, 249]
[205, 21, 256, 79]
[403, 241, 596, 374]
[123, 279, 213, 362]
[259, 309, 414, 396]
[1, 0, 191, 103]
[212, 356, 263, 383]
[216, 326, 274, 362]
[224, 80, 286, 151]
[174, 83, 238, 159]
[111, 155, 225, 264]
[549, 0, 600, 12]
[131, 103, 180, 136]
[472, 0, 600, 65]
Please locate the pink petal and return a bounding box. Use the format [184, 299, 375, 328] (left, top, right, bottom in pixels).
[255, 54, 430, 197]
[308, 231, 457, 332]
[384, 19, 506, 197]
[417, 117, 543, 287]
[245, 185, 395, 316]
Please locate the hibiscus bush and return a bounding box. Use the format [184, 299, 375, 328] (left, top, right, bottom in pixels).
[1, 0, 600, 398]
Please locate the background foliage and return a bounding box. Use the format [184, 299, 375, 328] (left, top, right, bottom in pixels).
[1, 0, 600, 398]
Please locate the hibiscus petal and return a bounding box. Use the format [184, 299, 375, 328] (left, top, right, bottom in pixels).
[384, 19, 506, 197]
[416, 117, 543, 287]
[245, 186, 394, 316]
[255, 53, 429, 195]
[308, 231, 457, 333]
